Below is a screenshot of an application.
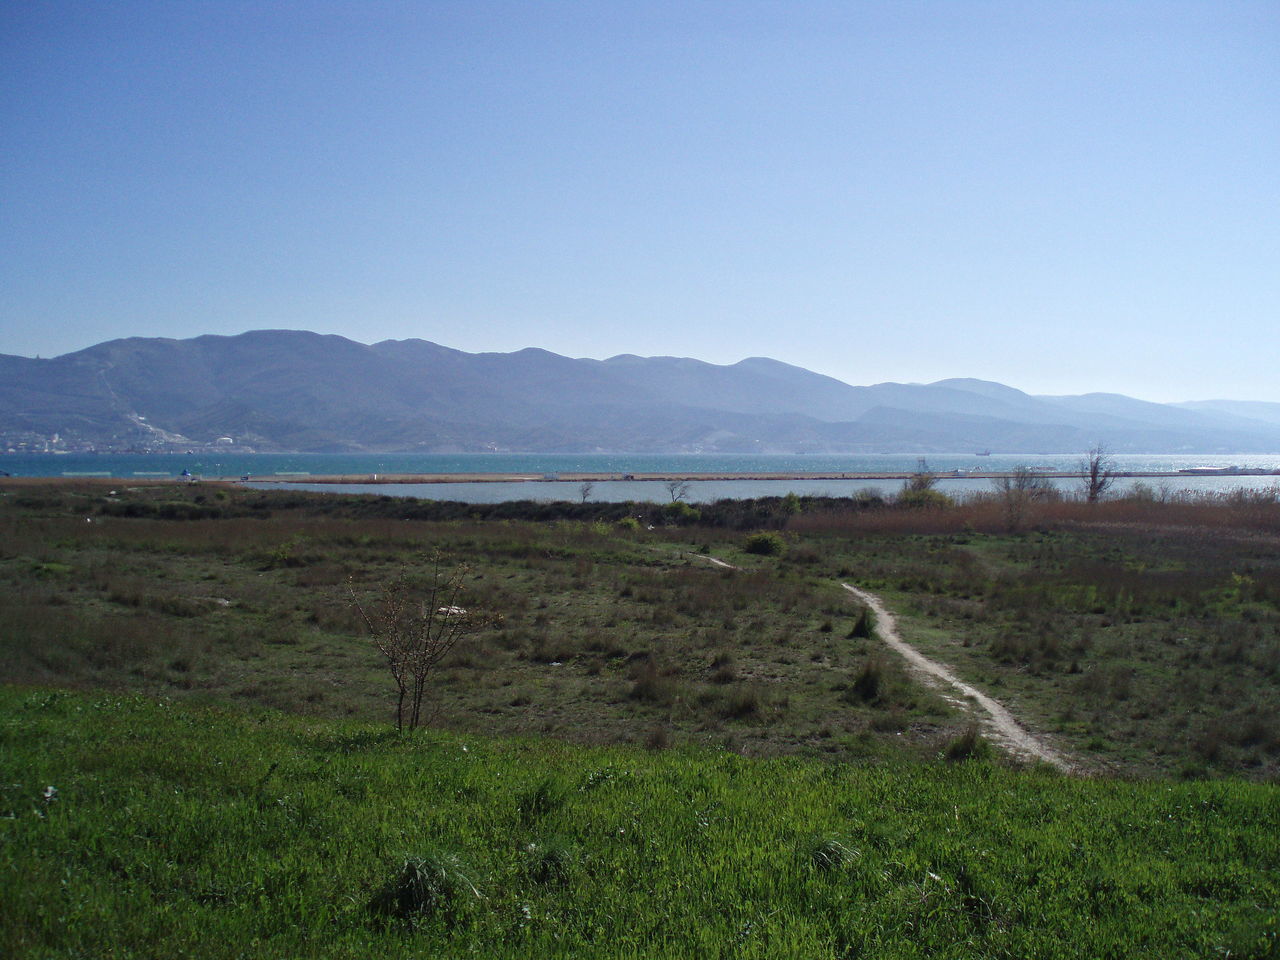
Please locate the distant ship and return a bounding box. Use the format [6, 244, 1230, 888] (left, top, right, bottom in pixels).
[976, 450, 991, 456]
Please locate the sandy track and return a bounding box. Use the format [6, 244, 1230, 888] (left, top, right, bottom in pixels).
[840, 584, 1073, 771]
[688, 553, 741, 570]
[686, 552, 1073, 770]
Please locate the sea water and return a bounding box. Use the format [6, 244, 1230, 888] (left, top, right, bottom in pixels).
[6, 451, 1279, 503]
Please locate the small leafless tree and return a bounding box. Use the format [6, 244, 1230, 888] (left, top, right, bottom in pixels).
[349, 557, 494, 732]
[578, 480, 595, 503]
[1079, 443, 1116, 503]
[994, 465, 1056, 529]
[905, 469, 938, 493]
[665, 479, 691, 503]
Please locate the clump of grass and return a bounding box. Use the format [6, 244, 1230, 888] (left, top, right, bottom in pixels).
[870, 707, 909, 732]
[943, 723, 991, 761]
[30, 560, 74, 578]
[804, 834, 859, 872]
[645, 725, 672, 750]
[368, 850, 480, 925]
[517, 775, 568, 823]
[720, 684, 764, 720]
[628, 657, 679, 704]
[709, 650, 737, 684]
[848, 605, 875, 639]
[522, 837, 577, 885]
[846, 657, 883, 703]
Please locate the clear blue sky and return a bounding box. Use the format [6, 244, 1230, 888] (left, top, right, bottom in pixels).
[2, 1, 1277, 401]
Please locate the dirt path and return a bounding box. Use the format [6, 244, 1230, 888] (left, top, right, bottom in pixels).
[688, 553, 741, 570]
[840, 584, 1074, 772]
[685, 551, 1073, 771]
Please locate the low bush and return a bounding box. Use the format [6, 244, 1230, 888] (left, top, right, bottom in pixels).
[744, 532, 785, 556]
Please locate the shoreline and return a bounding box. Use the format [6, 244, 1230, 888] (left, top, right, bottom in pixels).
[4, 469, 1279, 487]
[236, 469, 1280, 484]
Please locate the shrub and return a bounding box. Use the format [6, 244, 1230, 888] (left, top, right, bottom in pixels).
[897, 488, 954, 510]
[661, 501, 702, 525]
[348, 557, 496, 732]
[744, 532, 785, 556]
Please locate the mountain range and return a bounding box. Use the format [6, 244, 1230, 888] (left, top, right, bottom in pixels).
[3, 330, 1279, 454]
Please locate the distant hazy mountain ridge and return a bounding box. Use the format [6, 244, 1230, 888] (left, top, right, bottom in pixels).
[3, 330, 1279, 454]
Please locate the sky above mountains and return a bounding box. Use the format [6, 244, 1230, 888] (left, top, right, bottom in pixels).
[2, 1, 1277, 402]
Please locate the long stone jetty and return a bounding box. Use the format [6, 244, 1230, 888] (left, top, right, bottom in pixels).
[228, 469, 1277, 485]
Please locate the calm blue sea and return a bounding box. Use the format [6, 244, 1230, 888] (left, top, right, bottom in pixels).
[6, 451, 1279, 503]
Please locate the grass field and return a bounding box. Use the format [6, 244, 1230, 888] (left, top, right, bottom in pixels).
[1, 483, 964, 762]
[4, 687, 1277, 959]
[782, 516, 1280, 778]
[3, 480, 1277, 776]
[2, 480, 1279, 956]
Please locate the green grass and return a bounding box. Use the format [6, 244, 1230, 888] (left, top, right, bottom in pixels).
[3, 484, 1279, 955]
[3, 686, 1278, 959]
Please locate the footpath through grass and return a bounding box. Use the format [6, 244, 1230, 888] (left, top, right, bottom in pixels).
[4, 481, 1279, 776]
[3, 686, 1277, 959]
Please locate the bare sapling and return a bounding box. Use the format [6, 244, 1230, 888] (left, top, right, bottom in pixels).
[994, 464, 1057, 529]
[1079, 443, 1116, 503]
[349, 556, 494, 732]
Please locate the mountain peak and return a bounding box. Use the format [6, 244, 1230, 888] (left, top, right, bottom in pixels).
[930, 378, 1033, 402]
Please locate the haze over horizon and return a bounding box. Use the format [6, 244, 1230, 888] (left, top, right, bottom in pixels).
[3, 2, 1277, 403]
